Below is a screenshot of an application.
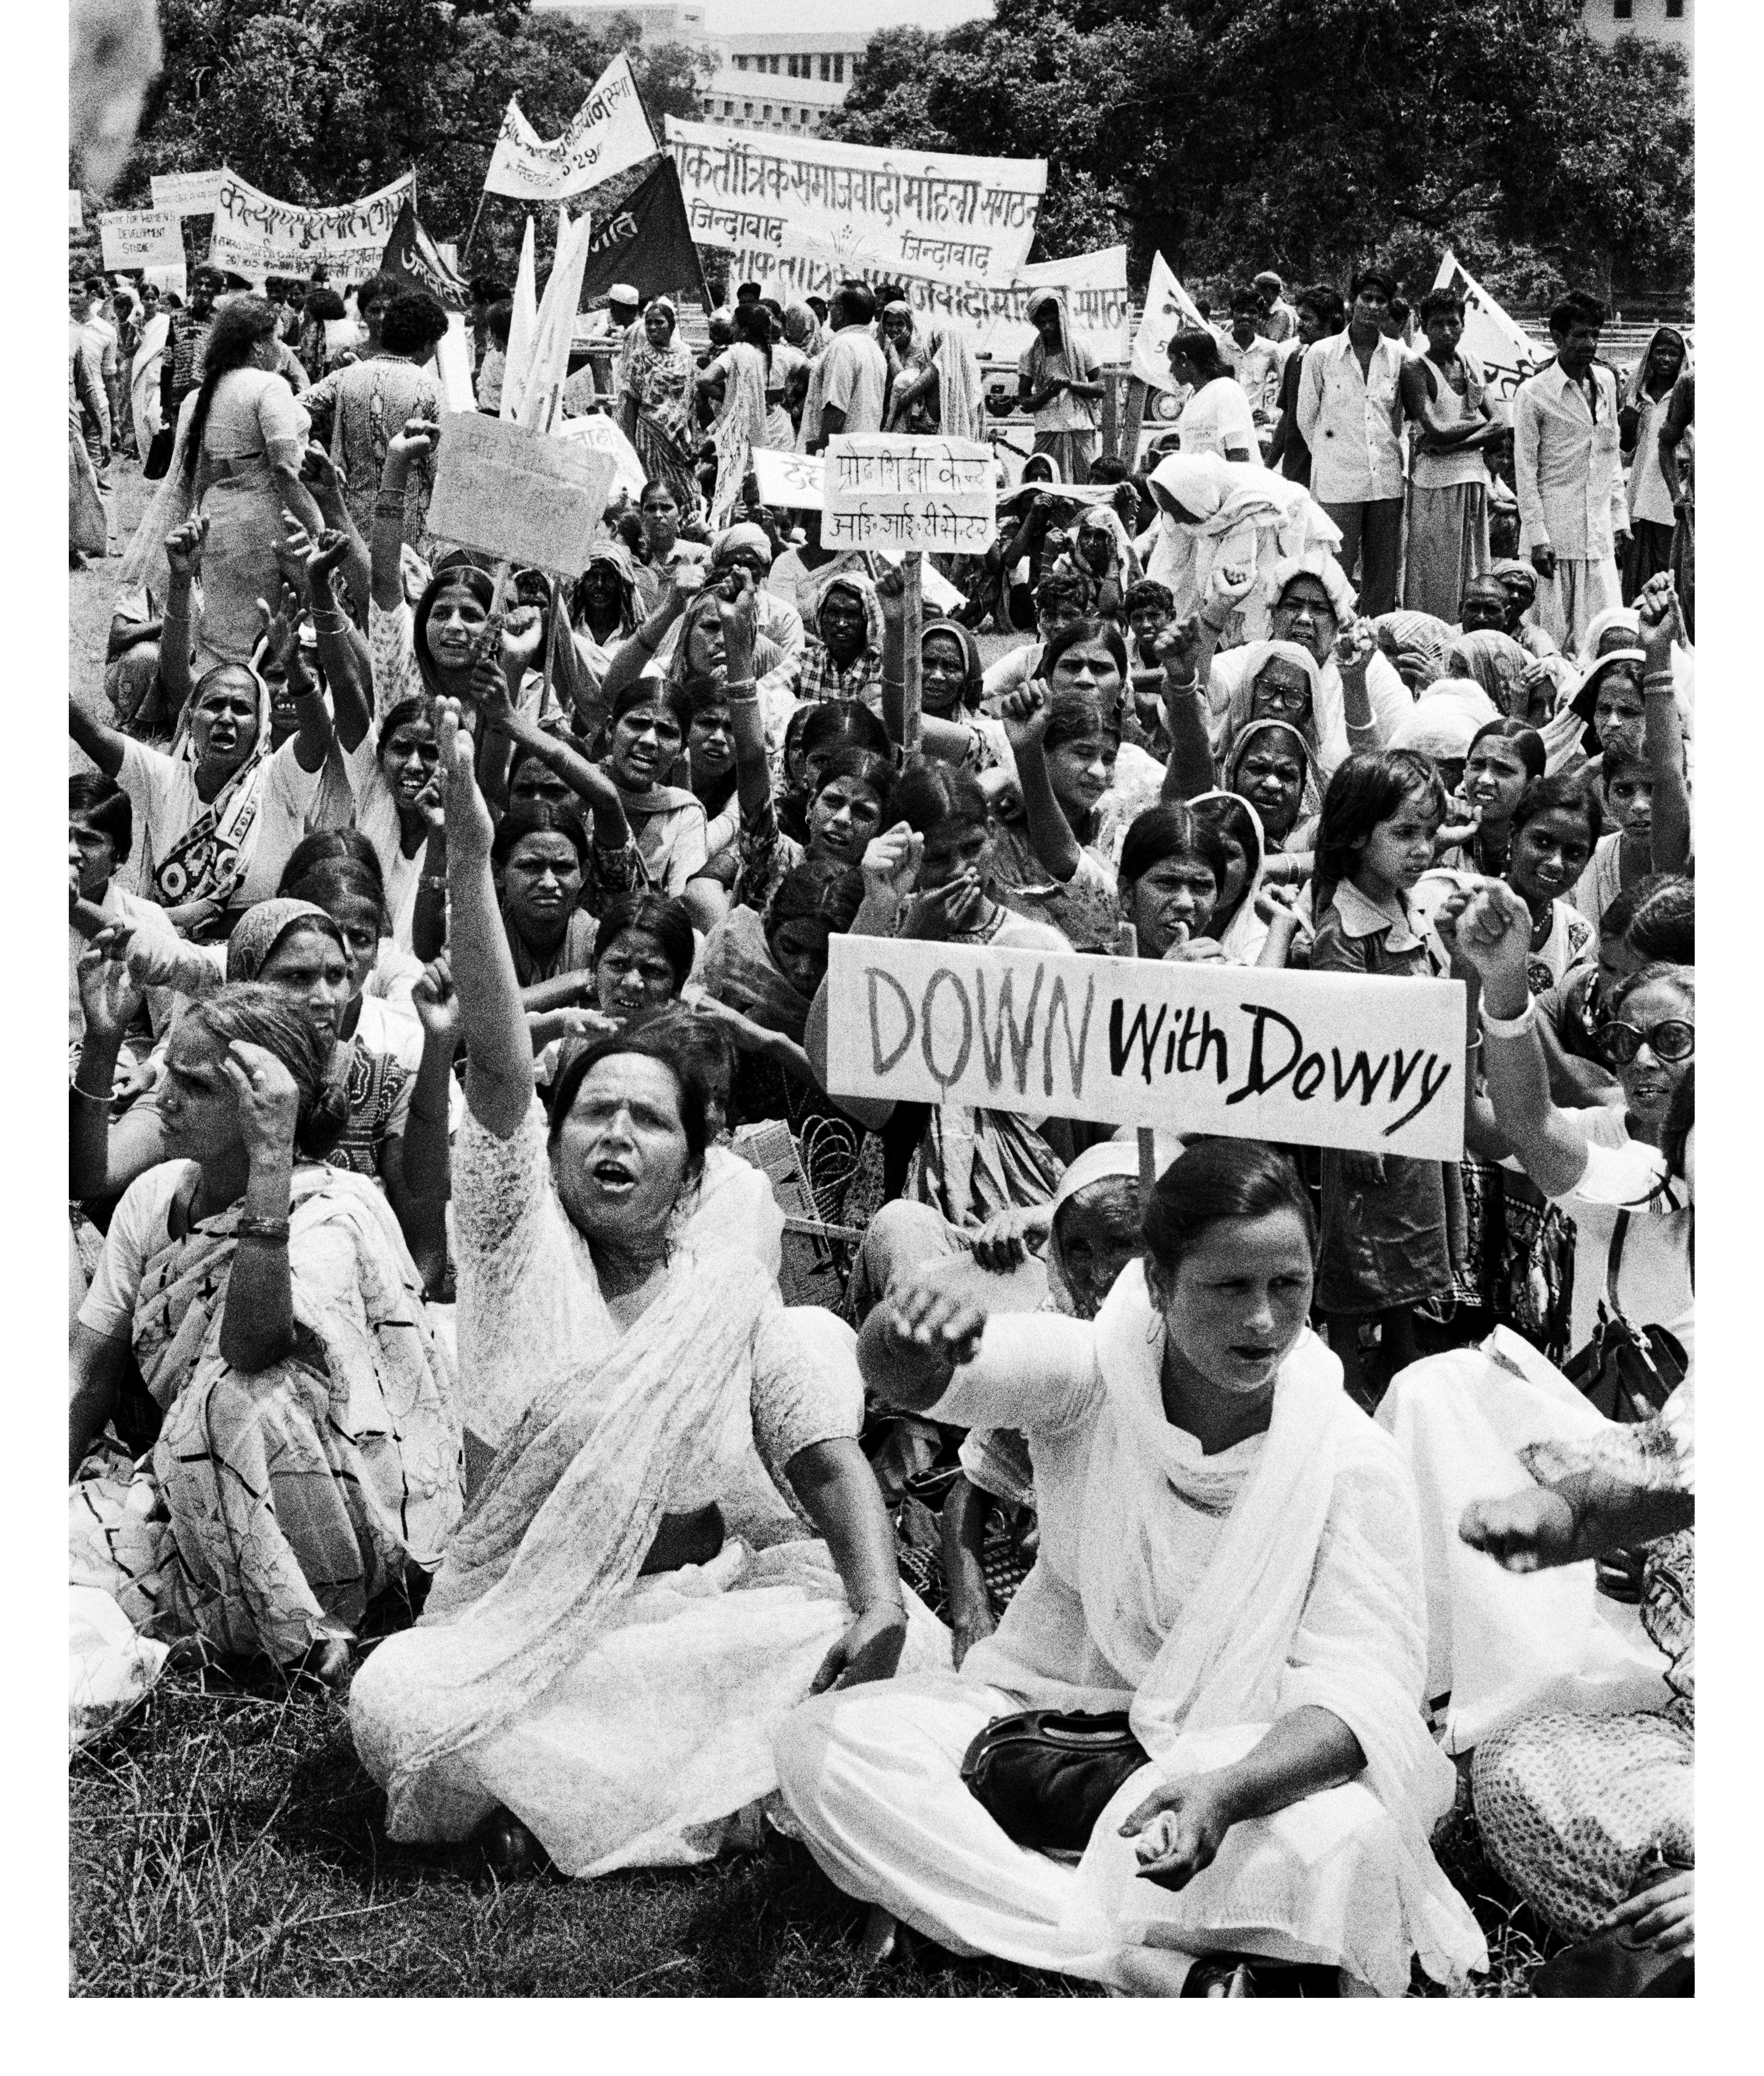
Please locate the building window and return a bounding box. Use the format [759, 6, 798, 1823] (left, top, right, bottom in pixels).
[736, 55, 747, 70]
[1665, 0, 1684, 16]
[820, 55, 830, 81]
[763, 103, 772, 119]
[1613, 1, 1632, 17]
[744, 102, 753, 118]
[770, 56, 780, 74]
[834, 55, 845, 82]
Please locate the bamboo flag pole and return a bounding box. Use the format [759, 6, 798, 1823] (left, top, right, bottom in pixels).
[1114, 918, 1158, 1191]
[902, 551, 923, 757]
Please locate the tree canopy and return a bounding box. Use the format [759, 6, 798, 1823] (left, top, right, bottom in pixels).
[82, 1, 710, 281]
[823, 1, 1693, 305]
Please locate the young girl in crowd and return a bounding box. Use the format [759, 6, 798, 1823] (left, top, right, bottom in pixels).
[1310, 749, 1475, 1402]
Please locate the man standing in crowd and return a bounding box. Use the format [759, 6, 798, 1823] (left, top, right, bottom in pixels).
[1296, 267, 1407, 615]
[1513, 289, 1630, 651]
[799, 282, 888, 452]
[1255, 269, 1299, 344]
[161, 265, 222, 422]
[68, 281, 112, 478]
[1656, 361, 1695, 639]
[1267, 282, 1344, 487]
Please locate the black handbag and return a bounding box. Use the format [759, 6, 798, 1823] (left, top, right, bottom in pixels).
[960, 1709, 1150, 1853]
[142, 425, 175, 480]
[1563, 1212, 1687, 1425]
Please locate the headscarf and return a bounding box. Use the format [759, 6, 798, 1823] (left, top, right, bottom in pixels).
[782, 298, 825, 361]
[1621, 326, 1690, 411]
[1224, 717, 1325, 836]
[1268, 548, 1357, 625]
[225, 898, 344, 983]
[572, 539, 641, 632]
[1374, 611, 1453, 691]
[1147, 456, 1342, 635]
[1385, 678, 1499, 761]
[1042, 1135, 1183, 1315]
[711, 521, 775, 573]
[926, 317, 985, 443]
[805, 566, 884, 655]
[920, 614, 985, 714]
[1444, 627, 1535, 718]
[1188, 789, 1269, 964]
[1217, 638, 1329, 785]
[697, 903, 814, 1042]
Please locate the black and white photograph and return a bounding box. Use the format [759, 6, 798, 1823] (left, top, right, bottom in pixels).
[47, 0, 1740, 2023]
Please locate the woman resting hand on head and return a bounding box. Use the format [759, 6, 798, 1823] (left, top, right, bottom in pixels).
[348, 700, 932, 1882]
[69, 982, 460, 1684]
[774, 1137, 1486, 1996]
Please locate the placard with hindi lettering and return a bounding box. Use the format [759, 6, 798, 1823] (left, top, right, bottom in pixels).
[822, 436, 995, 555]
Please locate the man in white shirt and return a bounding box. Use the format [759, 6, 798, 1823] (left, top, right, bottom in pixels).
[798, 282, 888, 453]
[1513, 291, 1631, 652]
[1220, 286, 1285, 426]
[1297, 268, 1408, 616]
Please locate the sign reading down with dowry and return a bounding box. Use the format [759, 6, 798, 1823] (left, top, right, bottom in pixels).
[823, 938, 1467, 1161]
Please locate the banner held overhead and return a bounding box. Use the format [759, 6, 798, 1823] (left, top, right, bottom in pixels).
[485, 54, 657, 204]
[207, 169, 415, 282]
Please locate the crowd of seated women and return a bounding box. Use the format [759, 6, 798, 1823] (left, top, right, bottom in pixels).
[67, 411, 1693, 1996]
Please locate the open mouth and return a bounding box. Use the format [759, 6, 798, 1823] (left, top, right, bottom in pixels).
[1229, 1342, 1275, 1365]
[590, 1157, 636, 1195]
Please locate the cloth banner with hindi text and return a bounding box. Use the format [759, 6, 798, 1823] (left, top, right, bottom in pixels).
[150, 169, 223, 218]
[667, 116, 1043, 282]
[207, 170, 415, 282]
[485, 55, 657, 203]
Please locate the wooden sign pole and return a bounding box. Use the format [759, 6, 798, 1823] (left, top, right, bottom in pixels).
[902, 550, 924, 757]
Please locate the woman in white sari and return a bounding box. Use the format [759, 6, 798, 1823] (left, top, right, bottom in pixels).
[775, 1138, 1486, 1995]
[349, 701, 934, 1879]
[1141, 453, 1339, 639]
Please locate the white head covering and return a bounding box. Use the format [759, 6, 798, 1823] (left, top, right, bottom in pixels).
[1386, 678, 1499, 759]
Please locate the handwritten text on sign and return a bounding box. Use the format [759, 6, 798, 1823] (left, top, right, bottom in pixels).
[100, 209, 184, 271]
[823, 436, 995, 554]
[823, 938, 1466, 1161]
[426, 412, 617, 575]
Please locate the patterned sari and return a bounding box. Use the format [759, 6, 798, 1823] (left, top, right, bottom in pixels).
[620, 302, 698, 511]
[69, 1165, 461, 1665]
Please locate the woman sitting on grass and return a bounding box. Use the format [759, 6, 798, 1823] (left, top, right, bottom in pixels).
[69, 981, 461, 1684]
[349, 700, 934, 1880]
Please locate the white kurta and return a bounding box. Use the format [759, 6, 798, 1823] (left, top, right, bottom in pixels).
[773, 1263, 1487, 1994]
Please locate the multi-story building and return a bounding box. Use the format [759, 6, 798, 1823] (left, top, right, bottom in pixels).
[1580, 0, 1693, 46]
[699, 35, 873, 136]
[530, 4, 872, 136]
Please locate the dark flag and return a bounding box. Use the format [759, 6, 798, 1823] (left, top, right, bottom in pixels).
[579, 157, 710, 311]
[381, 197, 470, 311]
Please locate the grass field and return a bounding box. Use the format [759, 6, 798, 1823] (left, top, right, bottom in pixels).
[68, 463, 1563, 2000]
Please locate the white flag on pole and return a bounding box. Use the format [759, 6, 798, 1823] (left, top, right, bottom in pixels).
[513, 209, 596, 437]
[501, 218, 539, 425]
[1130, 252, 1216, 394]
[1433, 251, 1547, 411]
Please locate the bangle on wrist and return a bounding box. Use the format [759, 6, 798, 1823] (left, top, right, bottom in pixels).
[234, 1214, 290, 1245]
[1480, 997, 1536, 1037]
[72, 1082, 113, 1104]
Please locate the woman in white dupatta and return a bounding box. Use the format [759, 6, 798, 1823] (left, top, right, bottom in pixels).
[349, 702, 935, 1880]
[774, 1139, 1486, 1995]
[1142, 452, 1340, 639]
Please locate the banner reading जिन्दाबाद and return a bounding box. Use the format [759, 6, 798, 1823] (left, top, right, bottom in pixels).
[822, 435, 996, 555]
[484, 54, 658, 203]
[207, 169, 415, 281]
[823, 937, 1466, 1161]
[667, 116, 1045, 282]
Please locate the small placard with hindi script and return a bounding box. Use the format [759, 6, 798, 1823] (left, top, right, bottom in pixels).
[822, 435, 995, 555]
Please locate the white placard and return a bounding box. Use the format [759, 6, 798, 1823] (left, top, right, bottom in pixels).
[668, 116, 1044, 282]
[823, 937, 1466, 1161]
[150, 169, 224, 217]
[426, 411, 618, 574]
[143, 263, 188, 301]
[99, 209, 185, 271]
[69, 190, 83, 231]
[207, 169, 415, 281]
[750, 446, 823, 510]
[823, 435, 996, 554]
[552, 409, 648, 504]
[485, 54, 657, 203]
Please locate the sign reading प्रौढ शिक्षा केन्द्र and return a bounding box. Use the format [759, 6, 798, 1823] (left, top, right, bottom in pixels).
[823, 937, 1468, 1161]
[822, 435, 996, 555]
